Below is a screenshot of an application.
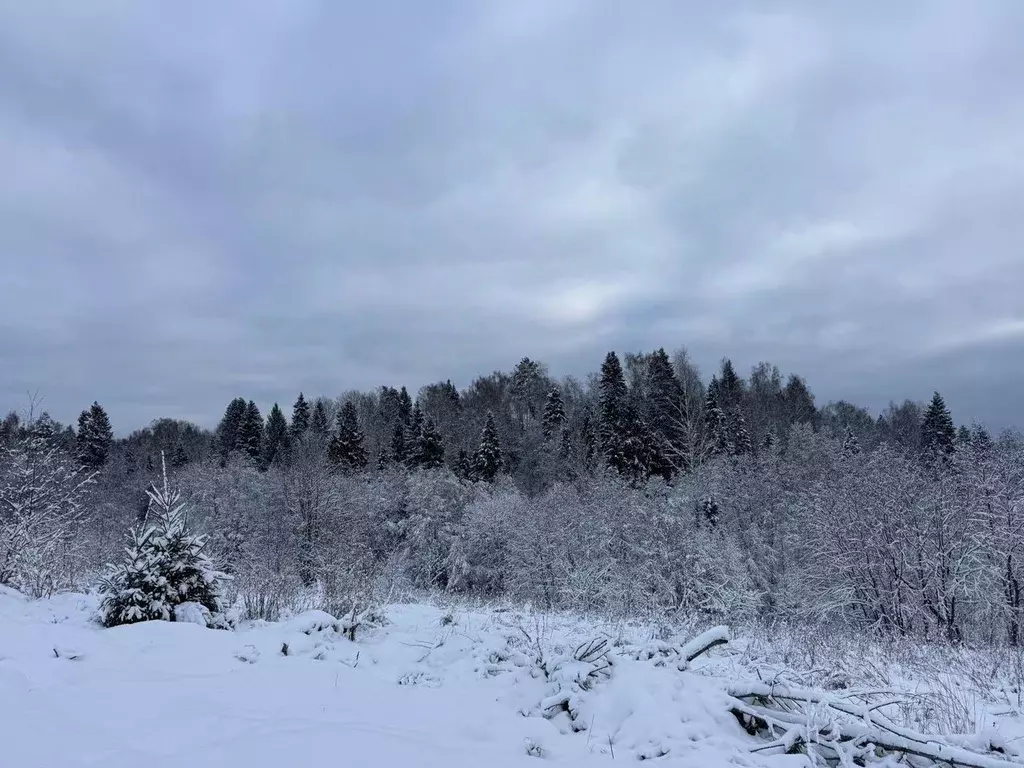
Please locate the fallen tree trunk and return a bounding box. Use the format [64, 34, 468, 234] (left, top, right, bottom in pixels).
[727, 681, 1021, 768]
[680, 625, 730, 663]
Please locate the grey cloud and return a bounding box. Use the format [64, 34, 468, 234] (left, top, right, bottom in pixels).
[1, 1, 1022, 432]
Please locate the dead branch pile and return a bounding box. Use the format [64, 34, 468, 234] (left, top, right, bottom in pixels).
[681, 627, 1021, 768]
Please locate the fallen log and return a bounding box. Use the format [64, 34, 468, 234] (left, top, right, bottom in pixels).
[680, 625, 730, 663]
[727, 681, 1022, 768]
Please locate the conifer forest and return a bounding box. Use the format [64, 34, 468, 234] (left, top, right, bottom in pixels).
[2, 348, 1020, 647]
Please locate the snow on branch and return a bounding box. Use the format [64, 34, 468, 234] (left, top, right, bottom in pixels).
[726, 680, 1021, 768]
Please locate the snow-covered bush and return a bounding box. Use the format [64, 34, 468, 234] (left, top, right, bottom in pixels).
[0, 418, 95, 597]
[99, 461, 228, 628]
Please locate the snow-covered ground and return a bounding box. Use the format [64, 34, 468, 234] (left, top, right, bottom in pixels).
[2, 587, 1021, 767]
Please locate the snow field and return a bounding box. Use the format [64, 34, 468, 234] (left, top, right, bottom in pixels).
[0, 589, 790, 767]
[4, 587, 1023, 767]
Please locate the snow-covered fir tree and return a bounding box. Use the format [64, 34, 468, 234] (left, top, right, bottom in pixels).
[290, 392, 311, 437]
[704, 389, 730, 457]
[263, 403, 290, 467]
[419, 417, 445, 469]
[405, 402, 425, 469]
[309, 399, 330, 438]
[391, 422, 408, 464]
[728, 409, 752, 457]
[238, 401, 264, 461]
[215, 398, 247, 459]
[329, 401, 368, 471]
[456, 448, 475, 480]
[541, 386, 565, 442]
[598, 351, 629, 474]
[76, 401, 113, 468]
[921, 391, 956, 463]
[475, 412, 503, 482]
[99, 456, 227, 628]
[171, 443, 190, 468]
[843, 426, 861, 455]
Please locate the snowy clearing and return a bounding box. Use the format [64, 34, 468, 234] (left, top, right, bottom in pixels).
[3, 588, 1023, 768]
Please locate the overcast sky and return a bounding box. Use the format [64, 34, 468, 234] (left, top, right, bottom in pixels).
[1, 1, 1022, 433]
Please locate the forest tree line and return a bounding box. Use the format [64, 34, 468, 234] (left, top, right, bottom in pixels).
[1, 348, 1021, 645]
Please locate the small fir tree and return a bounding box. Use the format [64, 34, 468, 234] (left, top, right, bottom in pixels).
[98, 456, 228, 628]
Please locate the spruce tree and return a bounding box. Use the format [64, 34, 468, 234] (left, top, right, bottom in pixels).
[216, 397, 248, 458]
[706, 375, 721, 403]
[718, 359, 743, 405]
[124, 446, 138, 475]
[405, 401, 425, 468]
[541, 386, 566, 441]
[728, 409, 752, 457]
[559, 427, 573, 463]
[648, 349, 683, 442]
[310, 399, 330, 438]
[391, 423, 408, 464]
[170, 443, 190, 468]
[291, 393, 311, 437]
[700, 495, 721, 527]
[843, 426, 861, 456]
[419, 417, 445, 469]
[77, 401, 113, 468]
[705, 390, 731, 457]
[263, 403, 290, 466]
[329, 401, 367, 471]
[619, 400, 659, 482]
[511, 357, 546, 424]
[398, 386, 413, 425]
[956, 425, 971, 446]
[783, 375, 817, 426]
[76, 409, 92, 462]
[971, 425, 992, 453]
[580, 412, 597, 466]
[475, 412, 503, 481]
[598, 351, 629, 473]
[99, 459, 227, 628]
[238, 401, 264, 461]
[921, 391, 956, 462]
[376, 447, 389, 471]
[456, 448, 475, 480]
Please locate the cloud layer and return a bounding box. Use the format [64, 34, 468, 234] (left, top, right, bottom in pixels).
[2, 0, 1022, 431]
